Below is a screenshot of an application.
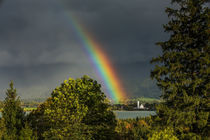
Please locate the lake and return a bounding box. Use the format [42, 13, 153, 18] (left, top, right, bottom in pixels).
[0, 111, 156, 119]
[114, 111, 156, 119]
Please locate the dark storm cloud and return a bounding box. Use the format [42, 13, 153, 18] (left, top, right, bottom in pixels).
[0, 0, 90, 67]
[0, 0, 171, 99]
[61, 0, 169, 62]
[60, 0, 170, 97]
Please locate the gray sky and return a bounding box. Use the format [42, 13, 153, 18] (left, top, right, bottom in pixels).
[0, 0, 170, 99]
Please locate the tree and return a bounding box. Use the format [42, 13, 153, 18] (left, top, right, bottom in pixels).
[27, 98, 55, 139]
[151, 0, 209, 139]
[0, 118, 6, 139]
[148, 127, 178, 140]
[19, 123, 37, 140]
[2, 82, 25, 139]
[29, 76, 117, 140]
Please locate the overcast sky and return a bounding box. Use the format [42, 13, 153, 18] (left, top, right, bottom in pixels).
[0, 0, 171, 99]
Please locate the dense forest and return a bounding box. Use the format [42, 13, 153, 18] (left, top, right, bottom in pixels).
[0, 0, 209, 139]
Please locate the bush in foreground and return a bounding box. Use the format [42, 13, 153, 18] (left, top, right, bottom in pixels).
[148, 127, 178, 140]
[115, 117, 153, 140]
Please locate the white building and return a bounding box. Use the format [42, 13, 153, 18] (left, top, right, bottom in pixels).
[139, 104, 145, 109]
[137, 101, 140, 109]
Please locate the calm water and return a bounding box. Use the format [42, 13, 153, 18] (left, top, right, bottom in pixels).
[0, 111, 156, 119]
[114, 111, 156, 119]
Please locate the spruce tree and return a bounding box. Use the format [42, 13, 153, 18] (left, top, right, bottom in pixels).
[151, 0, 209, 139]
[2, 81, 25, 139]
[0, 118, 6, 139]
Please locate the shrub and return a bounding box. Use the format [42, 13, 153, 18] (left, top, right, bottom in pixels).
[148, 127, 178, 140]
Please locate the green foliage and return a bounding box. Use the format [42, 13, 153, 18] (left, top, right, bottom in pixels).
[0, 118, 6, 139]
[42, 78, 90, 140]
[0, 101, 3, 109]
[27, 98, 53, 139]
[151, 0, 209, 139]
[148, 127, 178, 140]
[19, 123, 37, 140]
[115, 117, 153, 140]
[28, 76, 117, 140]
[42, 123, 91, 140]
[2, 82, 25, 139]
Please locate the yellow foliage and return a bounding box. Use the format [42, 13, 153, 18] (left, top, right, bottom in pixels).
[138, 120, 149, 128]
[148, 127, 179, 140]
[125, 122, 132, 129]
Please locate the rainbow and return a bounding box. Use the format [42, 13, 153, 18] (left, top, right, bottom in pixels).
[64, 15, 127, 102]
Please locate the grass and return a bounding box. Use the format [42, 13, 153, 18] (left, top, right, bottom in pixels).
[23, 107, 37, 111]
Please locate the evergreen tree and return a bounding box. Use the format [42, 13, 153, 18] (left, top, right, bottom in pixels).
[151, 0, 209, 139]
[0, 118, 6, 139]
[2, 81, 25, 139]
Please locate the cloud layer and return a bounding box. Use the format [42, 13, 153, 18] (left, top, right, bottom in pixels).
[0, 0, 170, 99]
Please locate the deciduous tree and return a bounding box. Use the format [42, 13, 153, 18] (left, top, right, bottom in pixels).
[29, 76, 117, 140]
